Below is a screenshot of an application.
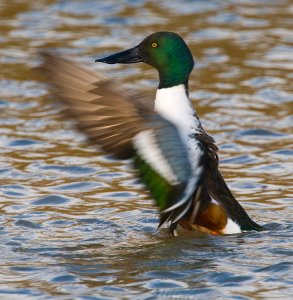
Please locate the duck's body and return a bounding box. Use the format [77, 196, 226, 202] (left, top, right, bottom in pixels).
[153, 83, 261, 234]
[153, 84, 240, 234]
[41, 31, 264, 235]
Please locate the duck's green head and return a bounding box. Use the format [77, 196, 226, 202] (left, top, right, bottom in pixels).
[96, 31, 194, 89]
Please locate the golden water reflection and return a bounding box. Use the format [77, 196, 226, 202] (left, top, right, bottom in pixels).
[0, 0, 292, 299]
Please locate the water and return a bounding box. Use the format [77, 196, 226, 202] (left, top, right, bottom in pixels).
[0, 0, 292, 299]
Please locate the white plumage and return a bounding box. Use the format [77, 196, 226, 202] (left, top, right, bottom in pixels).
[133, 130, 179, 184]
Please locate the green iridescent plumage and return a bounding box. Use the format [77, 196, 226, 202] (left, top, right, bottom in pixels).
[135, 153, 176, 210]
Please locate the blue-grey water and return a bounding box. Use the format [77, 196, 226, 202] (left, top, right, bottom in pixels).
[0, 0, 292, 299]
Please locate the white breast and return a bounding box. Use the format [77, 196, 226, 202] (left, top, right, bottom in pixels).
[154, 84, 201, 139]
[154, 84, 202, 173]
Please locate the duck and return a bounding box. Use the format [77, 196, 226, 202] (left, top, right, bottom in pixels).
[40, 31, 264, 235]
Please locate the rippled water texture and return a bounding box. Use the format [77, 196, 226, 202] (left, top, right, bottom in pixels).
[1, 0, 293, 299]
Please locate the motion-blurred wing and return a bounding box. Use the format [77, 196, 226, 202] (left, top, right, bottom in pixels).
[40, 52, 203, 227]
[40, 51, 152, 159]
[133, 115, 203, 228]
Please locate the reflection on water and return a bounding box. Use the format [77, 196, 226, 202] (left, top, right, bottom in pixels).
[0, 0, 292, 299]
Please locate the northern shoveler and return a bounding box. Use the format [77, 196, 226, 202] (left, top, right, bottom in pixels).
[41, 31, 264, 235]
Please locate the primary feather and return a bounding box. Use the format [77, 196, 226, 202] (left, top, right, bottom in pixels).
[40, 51, 203, 230]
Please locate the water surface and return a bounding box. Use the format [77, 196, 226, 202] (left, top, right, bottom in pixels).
[0, 0, 292, 299]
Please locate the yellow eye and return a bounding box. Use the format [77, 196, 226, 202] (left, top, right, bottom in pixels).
[152, 42, 157, 48]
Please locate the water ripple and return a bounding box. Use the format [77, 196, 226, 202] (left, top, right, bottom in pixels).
[0, 0, 292, 299]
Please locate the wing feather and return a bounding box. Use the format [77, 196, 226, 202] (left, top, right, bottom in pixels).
[40, 51, 204, 229]
[40, 51, 151, 159]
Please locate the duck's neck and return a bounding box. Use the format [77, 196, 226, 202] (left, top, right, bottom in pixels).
[158, 72, 190, 90]
[157, 51, 194, 89]
[154, 84, 201, 135]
